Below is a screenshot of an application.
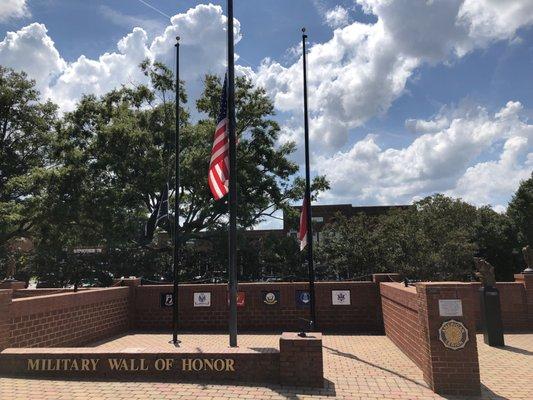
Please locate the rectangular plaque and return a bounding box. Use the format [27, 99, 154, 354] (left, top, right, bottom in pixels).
[193, 292, 211, 307]
[332, 290, 351, 305]
[438, 299, 463, 317]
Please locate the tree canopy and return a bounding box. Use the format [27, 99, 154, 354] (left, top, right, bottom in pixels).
[0, 63, 328, 284]
[0, 62, 530, 285]
[316, 193, 527, 282]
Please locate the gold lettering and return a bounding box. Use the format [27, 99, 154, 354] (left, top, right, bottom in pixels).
[182, 358, 192, 371]
[108, 359, 121, 370]
[90, 359, 99, 371]
[46, 359, 54, 371]
[139, 359, 149, 371]
[128, 359, 139, 371]
[204, 359, 213, 370]
[154, 359, 166, 371]
[120, 359, 129, 371]
[28, 359, 40, 371]
[165, 359, 173, 371]
[81, 359, 90, 371]
[192, 359, 203, 371]
[225, 359, 235, 372]
[70, 359, 79, 371]
[214, 359, 225, 372]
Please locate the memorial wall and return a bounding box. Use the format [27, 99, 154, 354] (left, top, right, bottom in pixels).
[1, 274, 532, 353]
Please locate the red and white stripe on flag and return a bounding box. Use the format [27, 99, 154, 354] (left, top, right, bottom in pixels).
[298, 199, 308, 251]
[208, 118, 230, 200]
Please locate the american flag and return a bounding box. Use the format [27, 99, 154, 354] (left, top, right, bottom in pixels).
[208, 76, 230, 200]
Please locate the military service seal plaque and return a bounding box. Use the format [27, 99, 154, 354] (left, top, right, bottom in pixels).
[438, 319, 469, 350]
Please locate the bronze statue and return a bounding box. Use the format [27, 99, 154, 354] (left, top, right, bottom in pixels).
[474, 257, 496, 287]
[5, 257, 16, 280]
[523, 245, 533, 273]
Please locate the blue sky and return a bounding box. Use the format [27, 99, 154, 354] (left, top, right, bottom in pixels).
[1, 1, 532, 226]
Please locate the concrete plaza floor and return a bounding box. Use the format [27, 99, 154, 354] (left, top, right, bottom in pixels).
[0, 333, 531, 400]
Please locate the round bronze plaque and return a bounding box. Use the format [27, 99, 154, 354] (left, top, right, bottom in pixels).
[438, 319, 469, 350]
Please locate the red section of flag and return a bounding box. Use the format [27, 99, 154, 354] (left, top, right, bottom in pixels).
[298, 199, 308, 251]
[208, 76, 230, 200]
[208, 119, 229, 200]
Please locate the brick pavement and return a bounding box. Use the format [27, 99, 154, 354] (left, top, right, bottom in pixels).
[0, 333, 531, 399]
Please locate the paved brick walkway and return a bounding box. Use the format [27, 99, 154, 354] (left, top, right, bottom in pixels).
[0, 333, 531, 399]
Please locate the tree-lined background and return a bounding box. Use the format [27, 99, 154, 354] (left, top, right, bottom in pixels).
[1, 64, 531, 286]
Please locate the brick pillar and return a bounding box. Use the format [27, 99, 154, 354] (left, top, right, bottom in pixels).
[0, 280, 25, 290]
[372, 273, 401, 283]
[416, 283, 480, 396]
[115, 278, 141, 330]
[515, 273, 533, 330]
[0, 289, 13, 351]
[279, 332, 323, 387]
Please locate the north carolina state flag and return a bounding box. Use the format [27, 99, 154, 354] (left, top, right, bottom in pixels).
[298, 199, 308, 251]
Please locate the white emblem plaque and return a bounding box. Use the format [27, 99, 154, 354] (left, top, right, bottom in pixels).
[332, 290, 351, 305]
[194, 292, 211, 307]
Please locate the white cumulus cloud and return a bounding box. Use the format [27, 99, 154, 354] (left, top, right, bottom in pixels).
[0, 0, 29, 22]
[1, 1, 531, 212]
[253, 0, 533, 152]
[0, 23, 66, 92]
[325, 6, 350, 29]
[316, 101, 533, 207]
[0, 4, 239, 111]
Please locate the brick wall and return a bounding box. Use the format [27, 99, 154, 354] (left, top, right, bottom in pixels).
[12, 288, 90, 299]
[134, 281, 382, 333]
[0, 333, 324, 387]
[279, 332, 323, 387]
[380, 283, 426, 370]
[0, 349, 281, 384]
[513, 273, 533, 330]
[0, 290, 12, 351]
[381, 282, 481, 396]
[463, 282, 531, 331]
[8, 287, 131, 348]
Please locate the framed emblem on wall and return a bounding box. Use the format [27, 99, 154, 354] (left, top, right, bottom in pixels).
[262, 290, 280, 305]
[227, 292, 246, 307]
[332, 290, 351, 305]
[193, 292, 211, 307]
[296, 290, 311, 307]
[160, 293, 174, 308]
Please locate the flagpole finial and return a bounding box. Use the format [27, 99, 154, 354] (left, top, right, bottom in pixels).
[302, 27, 307, 38]
[175, 36, 180, 46]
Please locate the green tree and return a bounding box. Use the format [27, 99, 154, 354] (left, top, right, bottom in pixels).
[0, 67, 58, 280]
[507, 172, 533, 248]
[474, 206, 516, 281]
[27, 61, 328, 282]
[0, 67, 57, 249]
[317, 214, 381, 280]
[317, 195, 483, 281]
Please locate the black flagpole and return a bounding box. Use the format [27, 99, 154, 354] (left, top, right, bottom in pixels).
[302, 28, 317, 331]
[172, 36, 180, 345]
[227, 0, 238, 347]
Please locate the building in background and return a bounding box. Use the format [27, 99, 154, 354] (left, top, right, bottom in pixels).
[282, 204, 410, 245]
